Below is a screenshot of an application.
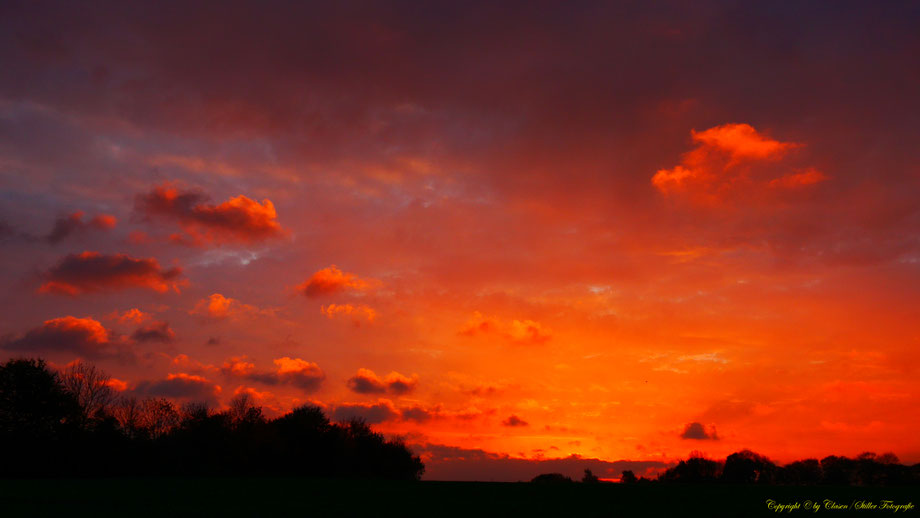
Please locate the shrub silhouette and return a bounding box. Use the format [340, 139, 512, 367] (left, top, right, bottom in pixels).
[531, 473, 574, 483]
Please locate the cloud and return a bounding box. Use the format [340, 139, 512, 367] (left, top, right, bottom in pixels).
[171, 353, 219, 374]
[679, 422, 719, 440]
[131, 320, 176, 343]
[110, 308, 151, 324]
[135, 183, 284, 245]
[46, 211, 117, 243]
[501, 414, 529, 427]
[321, 303, 376, 324]
[507, 320, 552, 344]
[768, 168, 829, 189]
[39, 251, 184, 295]
[133, 373, 221, 405]
[691, 123, 797, 162]
[190, 293, 267, 320]
[652, 123, 821, 202]
[222, 356, 325, 392]
[105, 378, 129, 392]
[2, 316, 124, 359]
[346, 368, 418, 395]
[400, 404, 438, 423]
[221, 356, 257, 377]
[298, 265, 375, 297]
[459, 312, 551, 344]
[331, 399, 400, 424]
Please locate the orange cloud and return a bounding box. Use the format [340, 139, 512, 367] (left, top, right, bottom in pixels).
[346, 368, 419, 395]
[298, 265, 375, 297]
[135, 183, 284, 245]
[321, 303, 376, 324]
[39, 251, 184, 295]
[221, 356, 257, 377]
[690, 123, 797, 162]
[190, 293, 267, 320]
[508, 319, 552, 344]
[105, 378, 129, 391]
[172, 354, 219, 374]
[110, 308, 151, 324]
[769, 168, 829, 189]
[652, 123, 819, 202]
[459, 312, 552, 344]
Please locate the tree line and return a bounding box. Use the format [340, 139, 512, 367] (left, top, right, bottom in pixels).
[0, 358, 424, 479]
[534, 450, 919, 486]
[654, 449, 918, 486]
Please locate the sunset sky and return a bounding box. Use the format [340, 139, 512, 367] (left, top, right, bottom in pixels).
[1, 1, 918, 480]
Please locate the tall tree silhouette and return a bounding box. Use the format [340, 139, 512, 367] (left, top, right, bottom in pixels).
[60, 361, 116, 431]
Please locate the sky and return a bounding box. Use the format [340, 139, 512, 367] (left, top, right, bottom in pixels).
[1, 1, 919, 481]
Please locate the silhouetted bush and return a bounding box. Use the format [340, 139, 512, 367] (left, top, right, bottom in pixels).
[531, 473, 574, 483]
[0, 357, 424, 480]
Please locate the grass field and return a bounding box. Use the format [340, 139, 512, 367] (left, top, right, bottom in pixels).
[0, 478, 916, 517]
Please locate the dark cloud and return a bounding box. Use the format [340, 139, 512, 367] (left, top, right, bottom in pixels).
[400, 405, 435, 423]
[1, 316, 127, 359]
[502, 415, 529, 427]
[222, 356, 325, 393]
[135, 184, 284, 246]
[346, 368, 417, 395]
[418, 443, 672, 482]
[131, 320, 176, 343]
[39, 252, 184, 295]
[46, 211, 117, 243]
[331, 400, 399, 424]
[0, 1, 916, 276]
[346, 370, 386, 394]
[680, 422, 719, 440]
[133, 373, 221, 405]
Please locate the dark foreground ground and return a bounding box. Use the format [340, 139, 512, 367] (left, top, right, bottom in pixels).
[0, 478, 916, 517]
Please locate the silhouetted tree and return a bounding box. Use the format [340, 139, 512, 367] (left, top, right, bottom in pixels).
[112, 396, 144, 439]
[0, 358, 427, 480]
[777, 459, 822, 485]
[721, 450, 776, 484]
[659, 452, 722, 483]
[0, 358, 80, 476]
[228, 393, 263, 427]
[60, 361, 116, 430]
[582, 468, 599, 483]
[820, 455, 857, 485]
[139, 397, 179, 439]
[620, 470, 638, 484]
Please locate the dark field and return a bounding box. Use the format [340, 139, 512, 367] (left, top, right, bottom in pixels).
[0, 478, 916, 517]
